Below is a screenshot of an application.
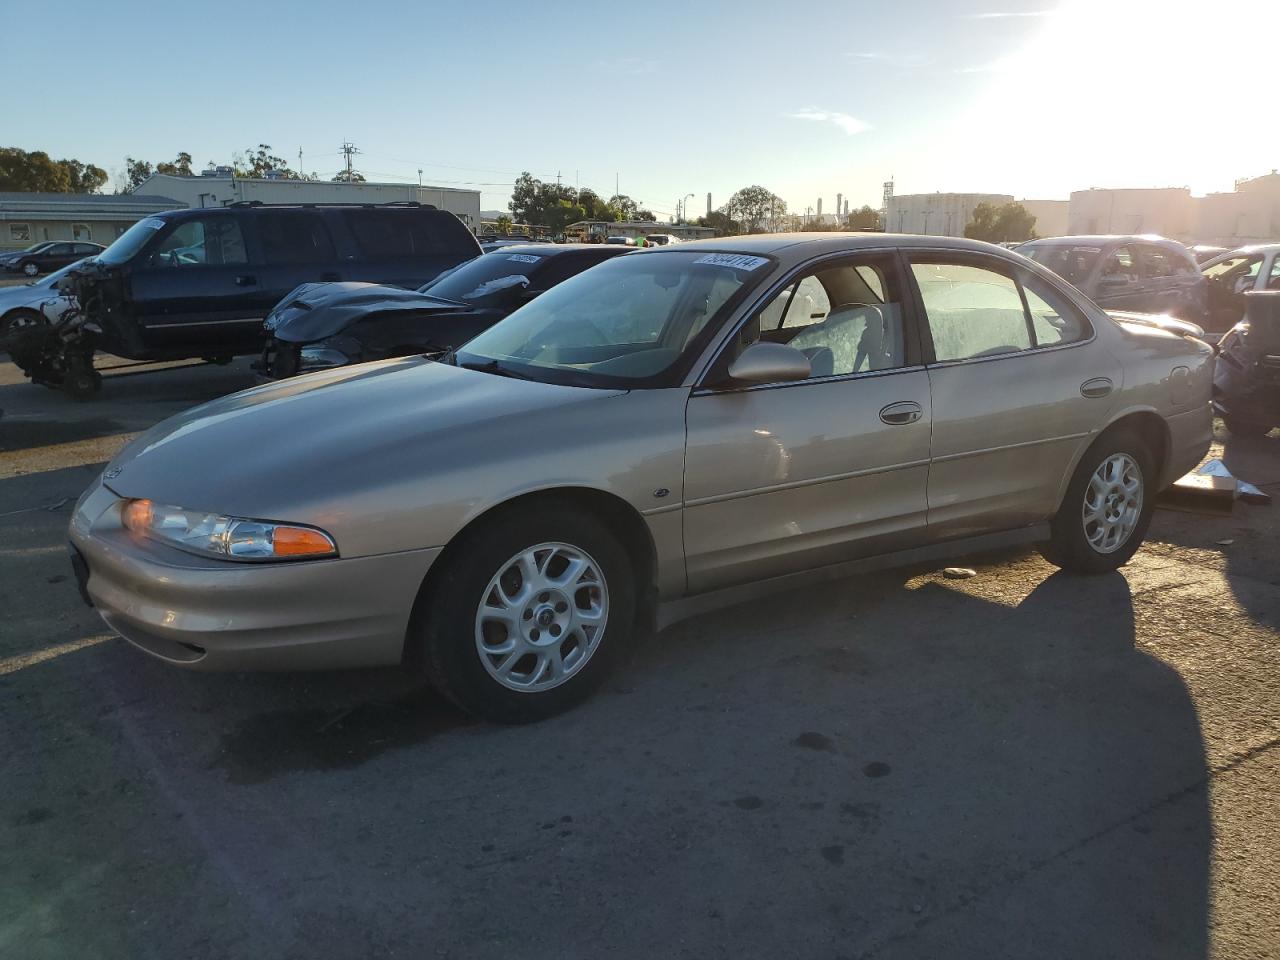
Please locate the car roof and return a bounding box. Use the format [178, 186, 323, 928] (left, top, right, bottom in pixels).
[1200, 243, 1280, 266]
[481, 243, 625, 257]
[1021, 234, 1181, 248]
[670, 231, 1020, 261]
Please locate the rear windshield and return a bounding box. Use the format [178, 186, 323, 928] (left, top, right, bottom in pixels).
[422, 251, 549, 306]
[1019, 243, 1101, 285]
[341, 209, 479, 260]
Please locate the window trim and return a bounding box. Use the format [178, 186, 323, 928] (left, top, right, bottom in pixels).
[693, 248, 926, 394]
[903, 249, 1096, 368]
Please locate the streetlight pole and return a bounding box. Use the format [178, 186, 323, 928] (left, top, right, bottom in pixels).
[681, 193, 694, 225]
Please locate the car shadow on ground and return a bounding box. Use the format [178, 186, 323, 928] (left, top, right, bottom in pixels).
[3, 555, 1212, 959]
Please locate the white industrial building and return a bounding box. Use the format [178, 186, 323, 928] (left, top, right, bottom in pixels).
[135, 173, 482, 232]
[885, 193, 1013, 237]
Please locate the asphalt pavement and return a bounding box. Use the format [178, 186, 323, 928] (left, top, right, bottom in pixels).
[1, 357, 1277, 960]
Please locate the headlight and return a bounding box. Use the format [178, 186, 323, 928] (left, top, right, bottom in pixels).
[121, 499, 337, 561]
[298, 345, 352, 370]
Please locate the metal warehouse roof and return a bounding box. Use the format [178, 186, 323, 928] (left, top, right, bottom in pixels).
[0, 192, 184, 221]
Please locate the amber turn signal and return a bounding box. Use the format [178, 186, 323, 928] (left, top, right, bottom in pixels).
[122, 498, 154, 533]
[271, 526, 337, 558]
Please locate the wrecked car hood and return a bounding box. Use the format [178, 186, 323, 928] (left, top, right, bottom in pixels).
[1106, 310, 1206, 341]
[265, 282, 471, 343]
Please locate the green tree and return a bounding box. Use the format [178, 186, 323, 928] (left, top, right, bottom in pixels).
[0, 148, 107, 193]
[155, 152, 194, 177]
[847, 204, 882, 230]
[509, 172, 582, 228]
[331, 170, 367, 182]
[634, 208, 655, 222]
[495, 214, 513, 233]
[608, 194, 639, 220]
[963, 201, 1037, 243]
[697, 210, 740, 236]
[234, 144, 302, 180]
[723, 185, 786, 233]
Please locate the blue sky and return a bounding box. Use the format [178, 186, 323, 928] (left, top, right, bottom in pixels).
[9, 0, 1276, 219]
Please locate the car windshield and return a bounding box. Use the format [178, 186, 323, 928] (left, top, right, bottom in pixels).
[97, 217, 168, 266]
[1019, 243, 1102, 285]
[456, 250, 767, 387]
[421, 252, 549, 307]
[1203, 255, 1259, 280]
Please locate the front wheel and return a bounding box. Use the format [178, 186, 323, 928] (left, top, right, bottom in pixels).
[1040, 432, 1155, 574]
[0, 308, 47, 349]
[412, 505, 636, 722]
[21, 261, 39, 277]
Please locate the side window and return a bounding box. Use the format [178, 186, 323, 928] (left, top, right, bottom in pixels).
[257, 212, 336, 265]
[150, 218, 247, 267]
[1101, 246, 1137, 279]
[1173, 251, 1199, 276]
[911, 261, 1032, 361]
[1139, 245, 1177, 278]
[47, 243, 73, 255]
[342, 210, 470, 259]
[740, 257, 908, 378]
[1019, 272, 1092, 347]
[1268, 257, 1280, 290]
[73, 243, 98, 255]
[9, 223, 31, 243]
[532, 254, 589, 290]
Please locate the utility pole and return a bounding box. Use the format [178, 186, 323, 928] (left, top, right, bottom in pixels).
[418, 168, 423, 186]
[341, 141, 358, 180]
[298, 146, 303, 175]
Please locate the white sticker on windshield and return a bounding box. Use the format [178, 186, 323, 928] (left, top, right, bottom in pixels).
[507, 254, 542, 264]
[464, 275, 531, 298]
[138, 218, 167, 231]
[692, 253, 769, 271]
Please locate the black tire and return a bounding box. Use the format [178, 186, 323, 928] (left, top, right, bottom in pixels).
[411, 502, 636, 723]
[1039, 430, 1156, 574]
[0, 308, 47, 348]
[1222, 415, 1271, 438]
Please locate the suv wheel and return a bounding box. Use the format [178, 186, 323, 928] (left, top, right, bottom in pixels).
[1040, 431, 1155, 574]
[412, 504, 636, 723]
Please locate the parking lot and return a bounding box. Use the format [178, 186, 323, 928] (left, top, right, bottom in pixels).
[2, 357, 1278, 959]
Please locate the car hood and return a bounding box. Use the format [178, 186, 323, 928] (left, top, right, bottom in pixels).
[0, 281, 56, 308]
[1106, 310, 1206, 341]
[266, 281, 471, 343]
[100, 356, 626, 547]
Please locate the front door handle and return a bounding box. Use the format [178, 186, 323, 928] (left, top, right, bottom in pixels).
[235, 274, 257, 287]
[1080, 377, 1113, 398]
[879, 401, 923, 425]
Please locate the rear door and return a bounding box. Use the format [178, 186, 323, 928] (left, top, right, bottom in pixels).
[251, 210, 346, 313]
[906, 252, 1121, 538]
[338, 208, 480, 289]
[127, 214, 265, 354]
[1134, 243, 1198, 319]
[1090, 244, 1144, 311]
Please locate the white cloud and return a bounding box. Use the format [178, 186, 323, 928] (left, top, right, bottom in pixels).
[787, 107, 869, 135]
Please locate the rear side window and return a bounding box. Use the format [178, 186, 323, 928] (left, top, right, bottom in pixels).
[911, 262, 1031, 361]
[341, 210, 475, 260]
[1138, 245, 1178, 278]
[257, 212, 336, 265]
[912, 259, 1091, 361]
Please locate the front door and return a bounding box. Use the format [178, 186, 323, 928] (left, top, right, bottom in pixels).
[907, 254, 1122, 538]
[128, 215, 267, 355]
[683, 253, 932, 593]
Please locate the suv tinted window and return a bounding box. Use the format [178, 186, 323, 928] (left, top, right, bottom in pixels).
[912, 261, 1032, 361]
[257, 211, 336, 265]
[342, 209, 473, 260]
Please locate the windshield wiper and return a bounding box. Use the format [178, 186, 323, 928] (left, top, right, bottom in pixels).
[456, 357, 533, 381]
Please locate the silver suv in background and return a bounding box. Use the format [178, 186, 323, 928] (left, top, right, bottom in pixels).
[1017, 235, 1208, 328]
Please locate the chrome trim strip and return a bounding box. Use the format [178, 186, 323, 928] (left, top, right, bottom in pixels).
[686, 458, 931, 507]
[931, 431, 1090, 464]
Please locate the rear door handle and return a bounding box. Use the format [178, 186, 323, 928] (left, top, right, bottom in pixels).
[879, 401, 923, 425]
[235, 274, 257, 287]
[1080, 377, 1113, 398]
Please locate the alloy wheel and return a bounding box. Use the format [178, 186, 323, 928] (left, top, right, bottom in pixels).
[474, 542, 609, 693]
[1082, 453, 1143, 554]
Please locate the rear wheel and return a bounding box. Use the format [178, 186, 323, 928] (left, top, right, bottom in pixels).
[412, 504, 636, 723]
[21, 261, 39, 277]
[1222, 415, 1271, 438]
[1040, 431, 1155, 574]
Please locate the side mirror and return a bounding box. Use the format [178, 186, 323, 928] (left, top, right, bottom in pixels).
[725, 342, 811, 385]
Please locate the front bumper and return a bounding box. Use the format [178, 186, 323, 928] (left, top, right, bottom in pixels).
[69, 479, 442, 671]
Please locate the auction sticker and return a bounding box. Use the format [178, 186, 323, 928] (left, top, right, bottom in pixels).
[692, 253, 769, 271]
[507, 254, 542, 263]
[137, 218, 167, 231]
